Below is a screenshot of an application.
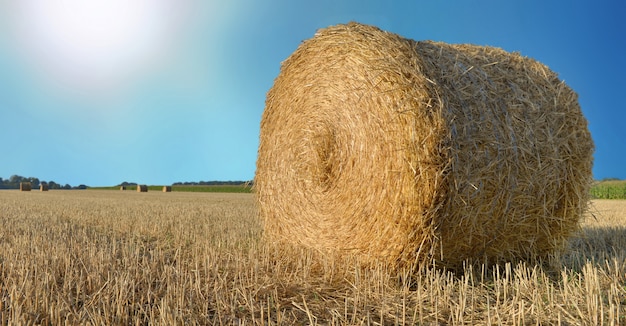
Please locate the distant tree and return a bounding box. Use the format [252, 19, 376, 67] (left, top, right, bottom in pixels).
[0, 175, 81, 189]
[9, 175, 23, 184]
[27, 177, 40, 188]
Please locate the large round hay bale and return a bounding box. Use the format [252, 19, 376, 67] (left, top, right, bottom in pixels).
[255, 22, 594, 269]
[137, 185, 148, 192]
[19, 182, 32, 192]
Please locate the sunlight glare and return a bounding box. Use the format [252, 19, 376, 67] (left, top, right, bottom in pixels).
[9, 0, 192, 93]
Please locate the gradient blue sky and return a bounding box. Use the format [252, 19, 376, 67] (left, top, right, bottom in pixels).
[0, 0, 624, 186]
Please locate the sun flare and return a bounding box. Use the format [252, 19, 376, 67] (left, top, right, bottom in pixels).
[9, 0, 191, 92]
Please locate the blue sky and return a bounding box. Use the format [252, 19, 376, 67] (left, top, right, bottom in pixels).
[0, 0, 624, 186]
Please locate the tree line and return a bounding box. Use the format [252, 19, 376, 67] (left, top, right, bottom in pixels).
[1, 175, 253, 190]
[172, 180, 253, 186]
[0, 175, 86, 190]
[117, 180, 253, 187]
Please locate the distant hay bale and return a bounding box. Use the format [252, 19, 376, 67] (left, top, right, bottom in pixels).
[19, 182, 32, 192]
[162, 186, 172, 192]
[120, 186, 126, 191]
[39, 184, 49, 191]
[255, 22, 594, 269]
[137, 185, 148, 192]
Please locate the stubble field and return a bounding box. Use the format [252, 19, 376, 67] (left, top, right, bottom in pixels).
[1, 190, 624, 325]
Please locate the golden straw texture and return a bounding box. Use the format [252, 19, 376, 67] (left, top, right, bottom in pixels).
[255, 22, 594, 269]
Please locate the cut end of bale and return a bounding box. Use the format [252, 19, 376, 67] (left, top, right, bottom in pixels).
[255, 22, 594, 270]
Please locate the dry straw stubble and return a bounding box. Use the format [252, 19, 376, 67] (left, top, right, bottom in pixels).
[255, 22, 594, 270]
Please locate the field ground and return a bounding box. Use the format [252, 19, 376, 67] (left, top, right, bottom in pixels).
[1, 190, 624, 325]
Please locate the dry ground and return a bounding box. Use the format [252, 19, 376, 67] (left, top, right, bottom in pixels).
[0, 190, 624, 325]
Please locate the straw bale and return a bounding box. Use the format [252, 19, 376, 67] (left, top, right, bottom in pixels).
[137, 185, 148, 192]
[255, 22, 594, 269]
[19, 182, 32, 192]
[162, 186, 172, 192]
[120, 186, 126, 191]
[39, 184, 49, 191]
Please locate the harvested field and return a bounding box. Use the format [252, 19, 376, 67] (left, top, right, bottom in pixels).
[0, 190, 624, 324]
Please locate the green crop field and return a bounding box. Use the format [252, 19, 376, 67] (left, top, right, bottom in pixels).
[590, 179, 626, 199]
[169, 184, 252, 193]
